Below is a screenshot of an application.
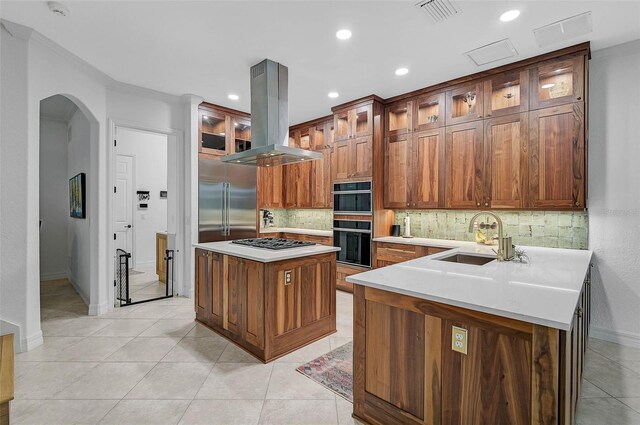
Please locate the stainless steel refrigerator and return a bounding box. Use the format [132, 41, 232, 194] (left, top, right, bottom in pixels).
[198, 156, 257, 242]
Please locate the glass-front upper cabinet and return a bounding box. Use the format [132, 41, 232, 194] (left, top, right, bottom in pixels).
[354, 105, 372, 138]
[298, 128, 311, 149]
[415, 92, 445, 131]
[446, 82, 484, 125]
[387, 101, 412, 137]
[232, 118, 251, 153]
[199, 109, 227, 155]
[530, 55, 584, 109]
[312, 124, 325, 150]
[334, 111, 350, 141]
[483, 70, 529, 118]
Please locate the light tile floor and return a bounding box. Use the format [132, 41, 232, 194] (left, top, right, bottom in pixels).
[127, 265, 171, 303]
[12, 279, 640, 424]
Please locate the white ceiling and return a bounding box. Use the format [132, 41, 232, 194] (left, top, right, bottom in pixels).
[2, 1, 639, 124]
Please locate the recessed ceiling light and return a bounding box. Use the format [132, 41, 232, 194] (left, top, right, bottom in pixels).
[228, 94, 239, 100]
[336, 29, 352, 40]
[395, 67, 409, 76]
[328, 92, 339, 99]
[541, 83, 555, 89]
[500, 10, 520, 22]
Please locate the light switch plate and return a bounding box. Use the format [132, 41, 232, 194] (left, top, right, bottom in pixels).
[451, 326, 468, 354]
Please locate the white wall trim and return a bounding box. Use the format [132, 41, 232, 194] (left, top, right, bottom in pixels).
[591, 326, 640, 349]
[40, 271, 69, 281]
[68, 275, 90, 307]
[88, 301, 110, 316]
[22, 330, 44, 352]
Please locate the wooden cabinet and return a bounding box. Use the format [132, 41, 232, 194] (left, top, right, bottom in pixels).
[156, 232, 167, 283]
[311, 122, 333, 208]
[281, 232, 333, 246]
[334, 104, 373, 141]
[484, 113, 529, 209]
[415, 92, 446, 131]
[194, 251, 336, 362]
[385, 128, 446, 209]
[387, 100, 413, 137]
[446, 82, 484, 125]
[353, 277, 591, 425]
[445, 121, 484, 208]
[373, 242, 450, 268]
[257, 165, 284, 209]
[483, 70, 529, 118]
[194, 249, 223, 327]
[529, 103, 585, 208]
[198, 103, 251, 156]
[332, 136, 373, 182]
[530, 54, 585, 110]
[336, 263, 367, 294]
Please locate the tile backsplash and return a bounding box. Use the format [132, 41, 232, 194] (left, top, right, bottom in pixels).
[394, 210, 588, 249]
[264, 208, 588, 249]
[265, 209, 333, 231]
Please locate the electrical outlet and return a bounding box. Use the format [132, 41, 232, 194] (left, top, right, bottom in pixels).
[284, 270, 292, 285]
[451, 326, 468, 354]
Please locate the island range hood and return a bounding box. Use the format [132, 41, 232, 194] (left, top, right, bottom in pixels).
[222, 59, 322, 167]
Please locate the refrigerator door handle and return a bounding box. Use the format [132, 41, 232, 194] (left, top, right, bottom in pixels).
[222, 182, 227, 237]
[225, 182, 231, 236]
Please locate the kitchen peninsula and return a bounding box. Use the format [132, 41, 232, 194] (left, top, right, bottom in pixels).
[348, 243, 592, 425]
[193, 239, 340, 363]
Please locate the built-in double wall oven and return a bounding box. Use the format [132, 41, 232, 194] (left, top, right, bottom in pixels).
[333, 181, 373, 268]
[333, 181, 372, 215]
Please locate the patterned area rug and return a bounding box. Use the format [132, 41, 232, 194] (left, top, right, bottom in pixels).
[296, 341, 353, 402]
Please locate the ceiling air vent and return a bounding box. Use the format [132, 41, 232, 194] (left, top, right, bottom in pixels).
[533, 12, 592, 48]
[466, 39, 518, 66]
[415, 0, 462, 23]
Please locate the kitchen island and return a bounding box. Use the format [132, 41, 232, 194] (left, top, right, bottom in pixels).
[193, 240, 340, 363]
[347, 244, 592, 425]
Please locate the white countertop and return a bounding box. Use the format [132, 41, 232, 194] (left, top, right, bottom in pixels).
[348, 243, 592, 331]
[193, 241, 340, 263]
[260, 227, 333, 237]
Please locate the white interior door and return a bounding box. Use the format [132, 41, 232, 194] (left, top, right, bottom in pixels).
[114, 155, 134, 263]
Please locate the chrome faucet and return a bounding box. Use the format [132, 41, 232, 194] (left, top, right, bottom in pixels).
[468, 211, 512, 262]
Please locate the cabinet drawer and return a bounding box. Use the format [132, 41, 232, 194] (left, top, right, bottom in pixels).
[282, 232, 333, 246]
[375, 243, 429, 261]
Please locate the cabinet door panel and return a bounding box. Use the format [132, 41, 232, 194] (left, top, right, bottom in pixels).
[332, 140, 351, 181]
[484, 113, 528, 209]
[275, 268, 301, 335]
[446, 83, 484, 126]
[312, 147, 332, 208]
[530, 55, 585, 109]
[258, 165, 283, 209]
[415, 92, 445, 131]
[384, 135, 410, 208]
[283, 164, 298, 208]
[226, 256, 243, 336]
[300, 262, 332, 326]
[194, 249, 210, 323]
[296, 161, 313, 208]
[445, 121, 484, 209]
[529, 104, 585, 208]
[365, 300, 426, 421]
[484, 70, 529, 118]
[354, 105, 373, 138]
[387, 101, 412, 137]
[244, 260, 264, 349]
[209, 252, 224, 327]
[412, 129, 445, 208]
[352, 136, 373, 179]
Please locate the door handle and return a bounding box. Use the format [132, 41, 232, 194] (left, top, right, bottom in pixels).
[124, 224, 132, 229]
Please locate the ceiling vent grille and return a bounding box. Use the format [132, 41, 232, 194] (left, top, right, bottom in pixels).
[415, 0, 462, 23]
[533, 12, 592, 48]
[465, 39, 518, 66]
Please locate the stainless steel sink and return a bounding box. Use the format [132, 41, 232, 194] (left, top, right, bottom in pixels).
[435, 253, 496, 266]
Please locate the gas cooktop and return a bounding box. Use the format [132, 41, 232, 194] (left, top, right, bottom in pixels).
[231, 237, 315, 250]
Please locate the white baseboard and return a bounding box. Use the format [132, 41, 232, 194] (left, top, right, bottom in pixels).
[88, 302, 110, 316]
[40, 271, 69, 281]
[68, 275, 89, 306]
[22, 330, 44, 352]
[591, 326, 640, 349]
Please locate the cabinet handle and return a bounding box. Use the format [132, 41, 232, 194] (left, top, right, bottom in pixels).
[577, 96, 582, 101]
[575, 201, 581, 207]
[576, 307, 584, 318]
[484, 202, 489, 207]
[476, 202, 480, 207]
[486, 114, 491, 117]
[478, 115, 483, 118]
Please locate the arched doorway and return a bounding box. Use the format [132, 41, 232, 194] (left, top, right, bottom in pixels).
[38, 94, 99, 322]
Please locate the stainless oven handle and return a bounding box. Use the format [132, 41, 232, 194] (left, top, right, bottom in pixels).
[334, 211, 372, 216]
[333, 228, 372, 234]
[332, 190, 372, 194]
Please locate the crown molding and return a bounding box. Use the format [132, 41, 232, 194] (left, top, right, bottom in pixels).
[107, 80, 183, 104]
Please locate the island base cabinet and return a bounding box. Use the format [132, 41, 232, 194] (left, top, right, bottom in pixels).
[195, 251, 336, 363]
[353, 281, 590, 425]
